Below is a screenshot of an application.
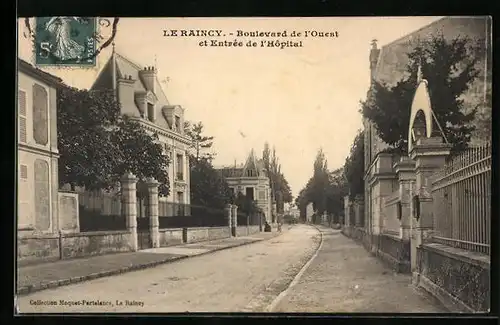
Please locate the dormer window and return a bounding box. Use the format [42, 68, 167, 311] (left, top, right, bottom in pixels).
[174, 115, 181, 132]
[147, 102, 155, 122]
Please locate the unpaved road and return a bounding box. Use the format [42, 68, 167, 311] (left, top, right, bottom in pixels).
[18, 224, 320, 313]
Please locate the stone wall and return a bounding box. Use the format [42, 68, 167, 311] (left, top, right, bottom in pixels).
[61, 231, 133, 259]
[417, 244, 490, 312]
[236, 226, 249, 237]
[159, 228, 183, 247]
[17, 233, 60, 266]
[248, 225, 260, 235]
[185, 227, 230, 243]
[17, 230, 134, 264]
[377, 233, 411, 273]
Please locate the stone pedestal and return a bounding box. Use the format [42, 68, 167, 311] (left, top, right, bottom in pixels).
[409, 137, 451, 283]
[146, 177, 160, 248]
[121, 172, 138, 252]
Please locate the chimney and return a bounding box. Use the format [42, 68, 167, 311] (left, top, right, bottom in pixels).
[139, 66, 156, 93]
[369, 39, 380, 82]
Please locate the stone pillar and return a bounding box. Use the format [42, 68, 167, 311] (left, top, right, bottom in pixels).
[343, 196, 351, 227]
[354, 195, 363, 227]
[394, 158, 416, 241]
[231, 204, 238, 236]
[409, 137, 451, 283]
[146, 177, 160, 248]
[370, 153, 397, 254]
[225, 203, 232, 230]
[121, 172, 138, 252]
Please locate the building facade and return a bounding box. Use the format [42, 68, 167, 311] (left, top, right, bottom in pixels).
[91, 49, 192, 204]
[17, 59, 63, 234]
[217, 150, 273, 222]
[363, 16, 492, 232]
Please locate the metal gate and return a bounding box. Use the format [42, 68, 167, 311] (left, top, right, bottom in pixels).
[137, 198, 151, 250]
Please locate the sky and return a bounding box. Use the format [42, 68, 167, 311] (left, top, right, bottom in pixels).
[18, 16, 442, 198]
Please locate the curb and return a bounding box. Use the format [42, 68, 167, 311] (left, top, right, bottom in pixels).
[17, 231, 284, 296]
[266, 223, 323, 312]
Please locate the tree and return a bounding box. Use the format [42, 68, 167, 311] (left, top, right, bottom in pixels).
[325, 168, 348, 223]
[183, 121, 233, 209]
[361, 34, 481, 154]
[184, 121, 215, 161]
[343, 130, 365, 199]
[112, 115, 170, 197]
[57, 87, 170, 196]
[234, 192, 261, 216]
[262, 143, 293, 215]
[308, 148, 330, 216]
[189, 156, 233, 209]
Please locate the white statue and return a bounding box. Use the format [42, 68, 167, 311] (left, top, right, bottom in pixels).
[45, 17, 86, 61]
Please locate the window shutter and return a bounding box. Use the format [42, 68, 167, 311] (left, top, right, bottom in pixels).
[20, 164, 28, 180]
[18, 90, 27, 143]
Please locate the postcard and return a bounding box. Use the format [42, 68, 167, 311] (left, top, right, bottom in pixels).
[16, 16, 492, 314]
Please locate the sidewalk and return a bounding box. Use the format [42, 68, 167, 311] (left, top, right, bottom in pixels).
[271, 226, 447, 313]
[17, 229, 286, 296]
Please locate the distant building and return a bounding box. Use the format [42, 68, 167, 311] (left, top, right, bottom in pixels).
[305, 203, 314, 223]
[289, 207, 300, 218]
[91, 48, 192, 204]
[216, 149, 273, 222]
[17, 59, 63, 233]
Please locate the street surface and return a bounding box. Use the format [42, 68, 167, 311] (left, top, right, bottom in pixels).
[18, 224, 321, 313]
[271, 227, 447, 313]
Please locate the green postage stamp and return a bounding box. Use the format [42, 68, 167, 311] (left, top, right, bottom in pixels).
[34, 17, 97, 66]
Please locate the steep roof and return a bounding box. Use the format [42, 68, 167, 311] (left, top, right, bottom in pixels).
[18, 58, 63, 87]
[217, 150, 267, 179]
[373, 16, 489, 86]
[91, 51, 173, 130]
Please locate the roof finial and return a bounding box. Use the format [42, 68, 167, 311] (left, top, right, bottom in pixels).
[154, 54, 157, 71]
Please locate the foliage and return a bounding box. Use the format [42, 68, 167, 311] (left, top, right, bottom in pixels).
[296, 150, 349, 223]
[325, 168, 348, 222]
[184, 121, 215, 161]
[360, 34, 481, 153]
[234, 192, 262, 215]
[112, 116, 170, 197]
[262, 143, 293, 215]
[343, 130, 365, 199]
[189, 156, 233, 209]
[57, 87, 170, 196]
[309, 148, 330, 215]
[183, 120, 233, 209]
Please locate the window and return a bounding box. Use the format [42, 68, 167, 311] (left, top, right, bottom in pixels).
[246, 187, 254, 201]
[176, 154, 183, 180]
[20, 164, 28, 179]
[32, 84, 48, 145]
[18, 90, 27, 143]
[147, 103, 155, 122]
[18, 163, 32, 228]
[247, 169, 253, 177]
[174, 116, 181, 131]
[176, 192, 185, 216]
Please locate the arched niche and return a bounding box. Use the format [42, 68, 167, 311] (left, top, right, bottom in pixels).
[408, 79, 433, 153]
